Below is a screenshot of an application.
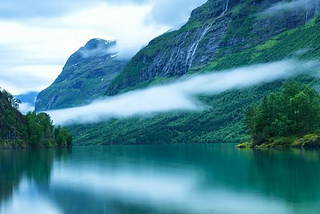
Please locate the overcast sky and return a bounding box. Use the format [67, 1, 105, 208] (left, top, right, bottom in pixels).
[0, 0, 206, 94]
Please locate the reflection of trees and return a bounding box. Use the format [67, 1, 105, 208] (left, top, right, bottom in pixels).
[247, 149, 320, 203]
[0, 149, 72, 207]
[104, 145, 320, 204]
[2, 145, 320, 213]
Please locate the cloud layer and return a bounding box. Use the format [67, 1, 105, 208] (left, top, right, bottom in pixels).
[260, 0, 320, 16]
[46, 60, 319, 125]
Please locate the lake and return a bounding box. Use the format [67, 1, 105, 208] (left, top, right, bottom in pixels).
[1, 144, 320, 214]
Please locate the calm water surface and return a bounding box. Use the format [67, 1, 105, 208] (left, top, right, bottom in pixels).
[0, 144, 320, 214]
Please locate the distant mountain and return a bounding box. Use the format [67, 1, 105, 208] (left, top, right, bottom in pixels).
[35, 38, 129, 111]
[16, 91, 38, 104]
[68, 0, 320, 145]
[15, 91, 38, 114]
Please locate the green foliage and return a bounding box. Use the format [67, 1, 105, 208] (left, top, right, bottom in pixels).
[0, 88, 72, 149]
[245, 81, 320, 146]
[54, 126, 73, 148]
[1, 89, 21, 109]
[36, 41, 128, 111]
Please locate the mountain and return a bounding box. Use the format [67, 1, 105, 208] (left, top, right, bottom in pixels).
[106, 0, 320, 95]
[35, 39, 128, 111]
[0, 88, 72, 149]
[16, 91, 39, 105]
[54, 0, 320, 145]
[15, 91, 38, 114]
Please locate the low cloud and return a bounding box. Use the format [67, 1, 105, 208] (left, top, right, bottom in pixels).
[46, 60, 319, 125]
[260, 0, 320, 16]
[19, 103, 35, 114]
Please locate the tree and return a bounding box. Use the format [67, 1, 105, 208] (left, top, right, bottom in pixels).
[244, 81, 320, 145]
[1, 89, 21, 109]
[54, 126, 72, 148]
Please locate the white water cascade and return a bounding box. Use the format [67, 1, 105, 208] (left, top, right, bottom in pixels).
[185, 0, 230, 70]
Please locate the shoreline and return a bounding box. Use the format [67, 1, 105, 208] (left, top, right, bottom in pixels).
[0, 140, 72, 150]
[237, 134, 320, 149]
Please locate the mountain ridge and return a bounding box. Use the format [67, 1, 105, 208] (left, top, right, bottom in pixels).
[35, 38, 128, 111]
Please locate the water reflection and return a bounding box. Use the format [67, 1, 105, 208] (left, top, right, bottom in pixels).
[1, 145, 320, 214]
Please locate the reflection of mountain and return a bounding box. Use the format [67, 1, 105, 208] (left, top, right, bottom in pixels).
[2, 146, 320, 214]
[248, 149, 320, 203]
[47, 146, 320, 214]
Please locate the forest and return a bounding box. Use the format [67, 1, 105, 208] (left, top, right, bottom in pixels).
[0, 88, 72, 149]
[238, 81, 320, 148]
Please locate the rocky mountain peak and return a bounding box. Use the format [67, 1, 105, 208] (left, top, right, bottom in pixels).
[78, 38, 117, 59]
[84, 38, 115, 50]
[35, 38, 128, 111]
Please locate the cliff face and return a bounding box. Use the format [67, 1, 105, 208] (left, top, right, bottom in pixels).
[36, 39, 128, 111]
[106, 0, 320, 95]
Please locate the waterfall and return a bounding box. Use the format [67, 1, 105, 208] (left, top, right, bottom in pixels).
[222, 0, 230, 16]
[305, 0, 309, 23]
[185, 23, 213, 69]
[185, 0, 230, 70]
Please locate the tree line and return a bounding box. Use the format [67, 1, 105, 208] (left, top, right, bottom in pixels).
[0, 88, 72, 148]
[245, 80, 320, 146]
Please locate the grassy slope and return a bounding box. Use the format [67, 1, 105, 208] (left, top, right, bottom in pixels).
[69, 17, 320, 145]
[37, 61, 123, 110]
[36, 42, 127, 111]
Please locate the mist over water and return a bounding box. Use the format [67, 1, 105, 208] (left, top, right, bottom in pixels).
[46, 60, 319, 125]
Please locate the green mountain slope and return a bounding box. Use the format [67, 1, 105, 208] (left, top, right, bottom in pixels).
[35, 39, 128, 111]
[106, 0, 320, 95]
[68, 0, 320, 145]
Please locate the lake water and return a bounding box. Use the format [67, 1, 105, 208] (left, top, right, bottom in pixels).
[1, 144, 320, 214]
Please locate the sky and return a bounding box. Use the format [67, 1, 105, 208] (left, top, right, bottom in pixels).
[0, 0, 207, 95]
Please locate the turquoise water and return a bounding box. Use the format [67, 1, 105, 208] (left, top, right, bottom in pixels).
[1, 144, 320, 214]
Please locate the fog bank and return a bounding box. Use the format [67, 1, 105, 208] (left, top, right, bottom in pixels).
[46, 60, 319, 125]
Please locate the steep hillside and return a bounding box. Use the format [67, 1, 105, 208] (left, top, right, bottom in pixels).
[106, 0, 320, 95]
[0, 88, 72, 149]
[36, 39, 128, 111]
[68, 0, 320, 145]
